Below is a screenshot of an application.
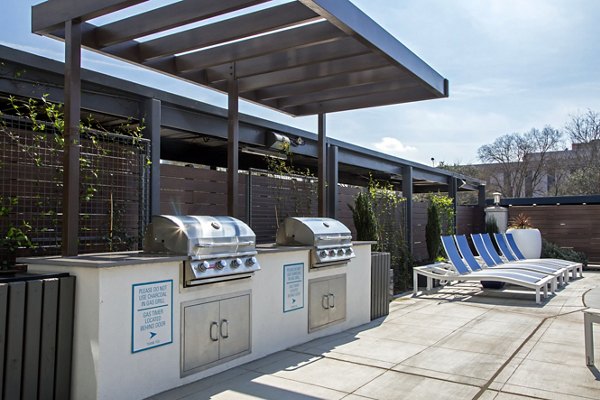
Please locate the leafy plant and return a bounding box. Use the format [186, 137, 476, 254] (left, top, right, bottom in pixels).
[542, 239, 587, 267]
[484, 217, 500, 234]
[348, 191, 379, 247]
[509, 213, 533, 229]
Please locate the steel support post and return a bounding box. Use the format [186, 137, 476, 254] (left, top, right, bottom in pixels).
[449, 177, 458, 232]
[318, 113, 327, 217]
[227, 77, 240, 217]
[327, 144, 338, 218]
[62, 20, 81, 256]
[402, 166, 413, 254]
[144, 98, 161, 218]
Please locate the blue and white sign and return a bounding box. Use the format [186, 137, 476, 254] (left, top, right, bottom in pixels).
[283, 263, 304, 313]
[132, 280, 173, 353]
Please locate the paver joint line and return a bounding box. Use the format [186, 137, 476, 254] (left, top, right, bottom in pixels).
[471, 306, 587, 400]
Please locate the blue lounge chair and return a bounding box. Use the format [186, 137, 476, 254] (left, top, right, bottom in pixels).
[495, 233, 582, 280]
[456, 234, 561, 290]
[471, 234, 567, 286]
[413, 236, 554, 304]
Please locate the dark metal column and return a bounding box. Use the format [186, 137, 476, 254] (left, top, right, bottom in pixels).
[227, 75, 240, 217]
[402, 166, 413, 254]
[144, 98, 161, 218]
[62, 20, 81, 256]
[449, 177, 458, 232]
[318, 113, 327, 217]
[478, 184, 487, 208]
[327, 144, 338, 219]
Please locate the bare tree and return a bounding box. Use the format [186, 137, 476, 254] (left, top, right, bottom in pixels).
[477, 127, 563, 198]
[563, 109, 600, 194]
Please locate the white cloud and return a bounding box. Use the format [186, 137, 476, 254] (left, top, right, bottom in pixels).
[373, 137, 417, 156]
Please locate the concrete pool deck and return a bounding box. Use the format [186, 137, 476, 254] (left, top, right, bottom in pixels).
[149, 271, 600, 400]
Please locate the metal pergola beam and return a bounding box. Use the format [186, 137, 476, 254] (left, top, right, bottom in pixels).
[318, 114, 327, 217]
[93, 0, 269, 48]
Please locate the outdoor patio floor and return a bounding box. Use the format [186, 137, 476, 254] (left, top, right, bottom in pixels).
[149, 270, 600, 400]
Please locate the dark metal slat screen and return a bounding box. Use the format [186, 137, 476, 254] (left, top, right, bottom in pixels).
[0, 276, 75, 400]
[371, 252, 390, 320]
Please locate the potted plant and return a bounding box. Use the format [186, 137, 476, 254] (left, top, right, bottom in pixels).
[506, 213, 542, 259]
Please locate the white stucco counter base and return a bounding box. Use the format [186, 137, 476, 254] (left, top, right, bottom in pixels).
[22, 243, 372, 400]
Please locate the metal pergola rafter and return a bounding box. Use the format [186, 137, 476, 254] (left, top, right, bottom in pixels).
[32, 0, 449, 255]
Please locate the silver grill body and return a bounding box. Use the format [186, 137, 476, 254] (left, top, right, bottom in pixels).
[276, 217, 355, 267]
[143, 215, 260, 285]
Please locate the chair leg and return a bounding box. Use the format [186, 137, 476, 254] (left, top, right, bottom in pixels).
[543, 284, 548, 298]
[536, 288, 541, 304]
[413, 270, 418, 295]
[551, 278, 556, 294]
[427, 276, 432, 291]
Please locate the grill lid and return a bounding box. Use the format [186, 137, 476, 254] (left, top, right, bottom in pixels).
[143, 215, 256, 258]
[276, 217, 352, 248]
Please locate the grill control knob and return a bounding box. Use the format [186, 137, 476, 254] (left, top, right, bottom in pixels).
[216, 260, 227, 270]
[319, 250, 328, 258]
[345, 248, 353, 256]
[328, 250, 336, 257]
[196, 261, 209, 272]
[337, 249, 344, 256]
[231, 258, 242, 269]
[245, 257, 257, 267]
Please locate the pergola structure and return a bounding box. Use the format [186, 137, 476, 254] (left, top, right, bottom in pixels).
[32, 0, 449, 255]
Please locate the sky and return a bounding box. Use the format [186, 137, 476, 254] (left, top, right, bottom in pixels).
[1, 0, 599, 166]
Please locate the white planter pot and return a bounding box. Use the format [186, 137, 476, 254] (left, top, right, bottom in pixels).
[506, 228, 541, 259]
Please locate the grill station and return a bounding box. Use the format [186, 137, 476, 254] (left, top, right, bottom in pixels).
[276, 217, 355, 268]
[144, 215, 260, 286]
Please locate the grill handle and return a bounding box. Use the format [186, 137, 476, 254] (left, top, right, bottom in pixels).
[316, 235, 352, 241]
[195, 240, 255, 248]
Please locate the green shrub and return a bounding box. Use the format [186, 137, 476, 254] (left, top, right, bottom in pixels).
[425, 201, 442, 262]
[349, 191, 379, 248]
[541, 239, 588, 267]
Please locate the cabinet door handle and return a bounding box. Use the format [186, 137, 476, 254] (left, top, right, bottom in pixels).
[209, 321, 219, 341]
[322, 294, 330, 309]
[220, 319, 229, 339]
[329, 293, 335, 308]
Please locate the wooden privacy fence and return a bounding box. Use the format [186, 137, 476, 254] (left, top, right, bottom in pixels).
[159, 164, 484, 260]
[160, 165, 361, 243]
[0, 274, 75, 400]
[508, 205, 600, 263]
[412, 202, 483, 262]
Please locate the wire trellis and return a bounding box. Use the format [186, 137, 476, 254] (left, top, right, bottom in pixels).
[0, 114, 150, 258]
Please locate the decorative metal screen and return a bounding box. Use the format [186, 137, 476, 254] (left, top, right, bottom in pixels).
[0, 115, 150, 257]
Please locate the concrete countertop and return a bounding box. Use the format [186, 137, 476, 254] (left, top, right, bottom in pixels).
[19, 251, 187, 269]
[18, 242, 374, 268]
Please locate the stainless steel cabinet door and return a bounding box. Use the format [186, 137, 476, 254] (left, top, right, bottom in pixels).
[308, 278, 331, 332]
[182, 300, 220, 372]
[218, 294, 250, 360]
[328, 275, 346, 324]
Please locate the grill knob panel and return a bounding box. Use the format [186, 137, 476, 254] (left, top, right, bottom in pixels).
[231, 258, 242, 269]
[196, 261, 209, 272]
[216, 260, 227, 270]
[245, 257, 257, 267]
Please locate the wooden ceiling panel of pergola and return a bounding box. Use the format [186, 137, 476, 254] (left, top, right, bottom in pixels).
[32, 0, 448, 116]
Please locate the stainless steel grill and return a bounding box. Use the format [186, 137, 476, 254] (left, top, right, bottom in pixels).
[276, 217, 355, 268]
[143, 215, 260, 286]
